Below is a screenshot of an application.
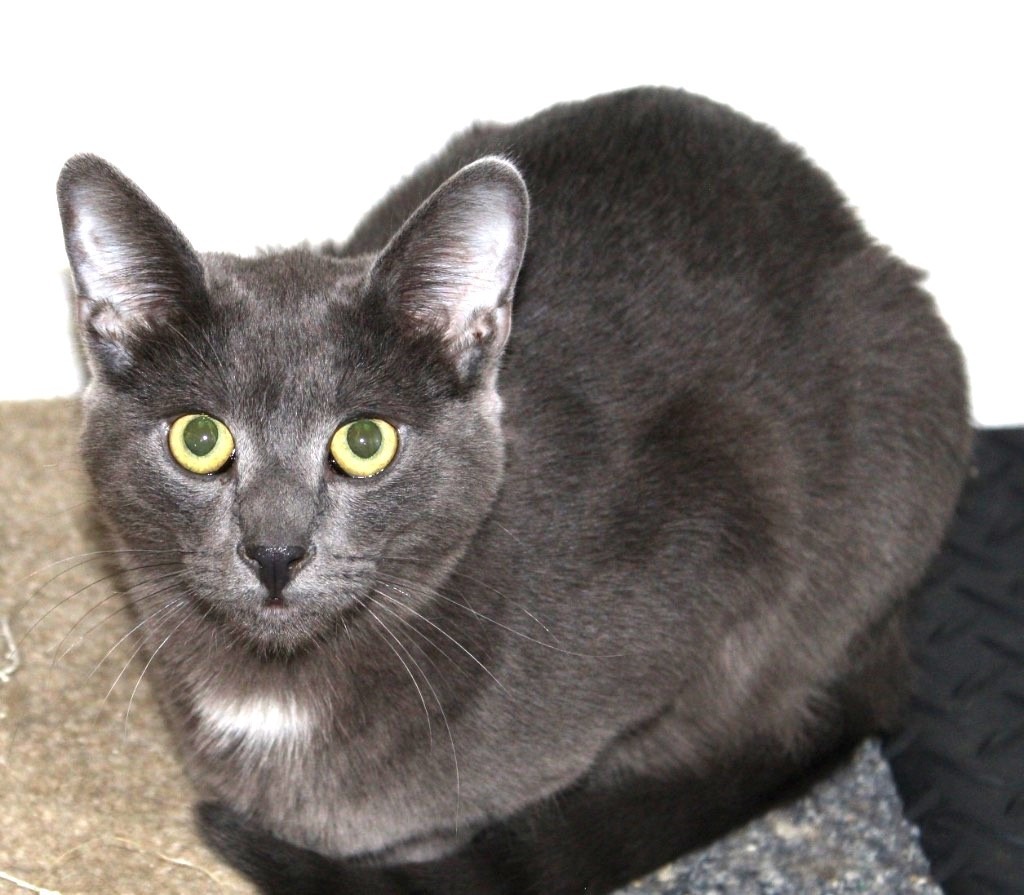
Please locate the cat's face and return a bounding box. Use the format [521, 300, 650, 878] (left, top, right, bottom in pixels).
[59, 155, 528, 656]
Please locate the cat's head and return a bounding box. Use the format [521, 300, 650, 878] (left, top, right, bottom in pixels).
[57, 154, 528, 656]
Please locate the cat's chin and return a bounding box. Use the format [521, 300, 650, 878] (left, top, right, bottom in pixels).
[208, 591, 354, 659]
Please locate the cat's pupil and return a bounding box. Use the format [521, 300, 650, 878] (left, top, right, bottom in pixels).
[347, 420, 382, 459]
[183, 416, 219, 457]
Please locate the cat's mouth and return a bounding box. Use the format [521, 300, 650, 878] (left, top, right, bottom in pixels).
[189, 579, 367, 657]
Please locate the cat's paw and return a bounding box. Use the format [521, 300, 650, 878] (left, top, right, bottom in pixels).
[195, 800, 346, 894]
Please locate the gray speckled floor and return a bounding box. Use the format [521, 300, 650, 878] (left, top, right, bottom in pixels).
[620, 741, 939, 894]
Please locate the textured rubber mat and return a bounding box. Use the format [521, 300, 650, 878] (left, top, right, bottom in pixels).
[885, 429, 1024, 895]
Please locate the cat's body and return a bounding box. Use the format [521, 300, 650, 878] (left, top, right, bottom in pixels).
[58, 88, 970, 893]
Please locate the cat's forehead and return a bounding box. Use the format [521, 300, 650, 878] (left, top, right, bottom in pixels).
[203, 249, 369, 310]
[200, 249, 372, 395]
[182, 248, 448, 425]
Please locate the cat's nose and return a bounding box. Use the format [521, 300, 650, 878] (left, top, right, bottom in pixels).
[242, 545, 308, 600]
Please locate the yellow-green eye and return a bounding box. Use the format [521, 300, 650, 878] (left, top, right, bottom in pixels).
[168, 414, 235, 474]
[330, 418, 398, 478]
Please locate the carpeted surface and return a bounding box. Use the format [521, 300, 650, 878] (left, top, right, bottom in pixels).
[0, 398, 938, 895]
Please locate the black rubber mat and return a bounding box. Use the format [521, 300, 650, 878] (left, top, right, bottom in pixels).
[885, 428, 1024, 895]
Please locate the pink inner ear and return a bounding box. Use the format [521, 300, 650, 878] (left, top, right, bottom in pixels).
[372, 157, 529, 353]
[71, 207, 136, 304]
[59, 154, 205, 339]
[73, 217, 169, 317]
[426, 198, 522, 344]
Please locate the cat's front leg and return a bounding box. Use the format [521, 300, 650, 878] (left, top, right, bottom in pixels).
[196, 801, 521, 895]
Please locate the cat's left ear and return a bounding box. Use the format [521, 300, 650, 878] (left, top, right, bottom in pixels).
[369, 157, 529, 381]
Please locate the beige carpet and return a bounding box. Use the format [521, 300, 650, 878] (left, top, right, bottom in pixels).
[0, 398, 254, 895]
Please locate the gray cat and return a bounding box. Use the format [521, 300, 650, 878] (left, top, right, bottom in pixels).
[57, 87, 970, 893]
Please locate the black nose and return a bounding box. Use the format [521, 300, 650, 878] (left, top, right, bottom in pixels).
[243, 545, 307, 600]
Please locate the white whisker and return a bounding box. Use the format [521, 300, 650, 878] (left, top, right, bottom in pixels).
[365, 597, 462, 832]
[375, 569, 621, 659]
[432, 592, 620, 659]
[123, 607, 195, 738]
[94, 598, 186, 688]
[364, 605, 433, 744]
[17, 558, 183, 645]
[372, 586, 510, 699]
[56, 571, 188, 663]
[19, 547, 182, 585]
[445, 567, 552, 635]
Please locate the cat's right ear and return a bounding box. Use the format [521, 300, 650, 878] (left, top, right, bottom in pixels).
[57, 155, 205, 374]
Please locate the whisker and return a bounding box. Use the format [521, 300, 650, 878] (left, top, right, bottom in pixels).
[18, 560, 184, 648]
[430, 592, 621, 659]
[493, 522, 527, 548]
[56, 572, 189, 664]
[93, 598, 186, 686]
[21, 497, 93, 521]
[353, 551, 558, 639]
[365, 597, 461, 832]
[443, 568, 552, 635]
[372, 587, 510, 699]
[363, 605, 433, 744]
[123, 606, 196, 738]
[102, 600, 188, 707]
[58, 599, 136, 664]
[19, 548, 183, 585]
[364, 594, 457, 671]
[373, 569, 622, 660]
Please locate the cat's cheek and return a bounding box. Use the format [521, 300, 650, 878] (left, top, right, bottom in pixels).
[137, 463, 239, 559]
[364, 437, 504, 589]
[81, 427, 168, 533]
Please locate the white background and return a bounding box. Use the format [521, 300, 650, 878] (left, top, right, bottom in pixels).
[2, 2, 1020, 425]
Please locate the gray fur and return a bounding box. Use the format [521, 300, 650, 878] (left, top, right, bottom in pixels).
[57, 88, 970, 874]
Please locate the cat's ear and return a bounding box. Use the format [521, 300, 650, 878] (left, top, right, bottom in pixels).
[369, 157, 529, 380]
[57, 154, 206, 373]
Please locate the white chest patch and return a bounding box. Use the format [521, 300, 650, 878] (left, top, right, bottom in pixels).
[194, 693, 314, 750]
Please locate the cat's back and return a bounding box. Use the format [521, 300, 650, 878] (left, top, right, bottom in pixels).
[343, 87, 867, 286]
[339, 87, 967, 474]
[339, 88, 918, 391]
